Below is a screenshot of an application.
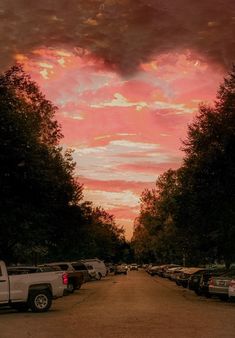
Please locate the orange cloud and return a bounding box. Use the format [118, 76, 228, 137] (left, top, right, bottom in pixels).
[79, 177, 155, 194]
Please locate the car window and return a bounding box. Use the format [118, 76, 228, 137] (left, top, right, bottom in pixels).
[40, 266, 54, 272]
[58, 264, 69, 271]
[72, 263, 86, 271]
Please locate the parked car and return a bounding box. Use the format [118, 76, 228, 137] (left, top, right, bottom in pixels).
[188, 268, 227, 296]
[81, 259, 107, 278]
[130, 264, 138, 271]
[0, 260, 67, 312]
[148, 265, 161, 276]
[114, 264, 127, 275]
[105, 263, 115, 273]
[176, 267, 205, 288]
[161, 265, 181, 278]
[153, 264, 165, 276]
[146, 264, 153, 273]
[42, 261, 87, 293]
[165, 266, 183, 279]
[170, 266, 185, 281]
[69, 261, 91, 282]
[83, 263, 100, 280]
[209, 269, 235, 300]
[142, 264, 148, 269]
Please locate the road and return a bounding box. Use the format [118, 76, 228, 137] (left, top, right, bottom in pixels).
[1, 270, 235, 338]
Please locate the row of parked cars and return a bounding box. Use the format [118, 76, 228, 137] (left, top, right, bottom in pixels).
[0, 258, 108, 313]
[145, 263, 235, 301]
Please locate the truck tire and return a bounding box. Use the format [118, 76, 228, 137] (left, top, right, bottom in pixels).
[67, 282, 75, 293]
[28, 290, 52, 312]
[96, 273, 102, 280]
[76, 283, 82, 290]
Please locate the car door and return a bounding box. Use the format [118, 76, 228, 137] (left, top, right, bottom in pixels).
[0, 265, 9, 303]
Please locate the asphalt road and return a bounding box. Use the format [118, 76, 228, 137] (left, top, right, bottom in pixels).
[1, 270, 235, 338]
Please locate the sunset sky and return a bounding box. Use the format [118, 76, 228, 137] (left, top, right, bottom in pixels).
[1, 0, 234, 239]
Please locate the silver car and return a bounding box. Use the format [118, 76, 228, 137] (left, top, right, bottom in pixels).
[209, 270, 235, 300]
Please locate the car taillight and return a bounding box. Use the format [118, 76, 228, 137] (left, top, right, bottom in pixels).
[229, 280, 235, 287]
[62, 273, 68, 285]
[209, 277, 214, 286]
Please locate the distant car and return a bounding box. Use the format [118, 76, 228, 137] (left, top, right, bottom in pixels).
[114, 264, 127, 275]
[130, 264, 138, 271]
[209, 270, 235, 300]
[148, 265, 161, 276]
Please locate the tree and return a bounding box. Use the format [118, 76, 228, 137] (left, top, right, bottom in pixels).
[132, 170, 181, 264]
[182, 65, 235, 267]
[0, 65, 83, 262]
[133, 65, 235, 267]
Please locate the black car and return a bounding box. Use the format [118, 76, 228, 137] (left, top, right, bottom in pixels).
[176, 268, 205, 288]
[188, 270, 209, 293]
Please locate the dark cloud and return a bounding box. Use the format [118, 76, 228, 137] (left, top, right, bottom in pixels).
[0, 0, 235, 73]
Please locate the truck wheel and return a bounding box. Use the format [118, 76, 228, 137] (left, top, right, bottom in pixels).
[76, 283, 82, 290]
[29, 290, 52, 312]
[195, 289, 202, 296]
[96, 273, 102, 280]
[67, 282, 75, 293]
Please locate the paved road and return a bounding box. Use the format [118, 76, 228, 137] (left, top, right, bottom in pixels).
[1, 270, 235, 338]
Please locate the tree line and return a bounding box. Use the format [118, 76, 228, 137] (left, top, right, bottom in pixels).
[0, 65, 128, 264]
[132, 66, 235, 268]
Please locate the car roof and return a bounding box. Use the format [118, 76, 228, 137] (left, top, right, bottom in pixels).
[182, 267, 206, 274]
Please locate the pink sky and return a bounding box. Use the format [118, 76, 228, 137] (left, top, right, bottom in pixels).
[15, 48, 224, 239]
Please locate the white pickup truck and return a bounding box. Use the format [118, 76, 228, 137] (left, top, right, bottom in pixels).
[0, 260, 68, 312]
